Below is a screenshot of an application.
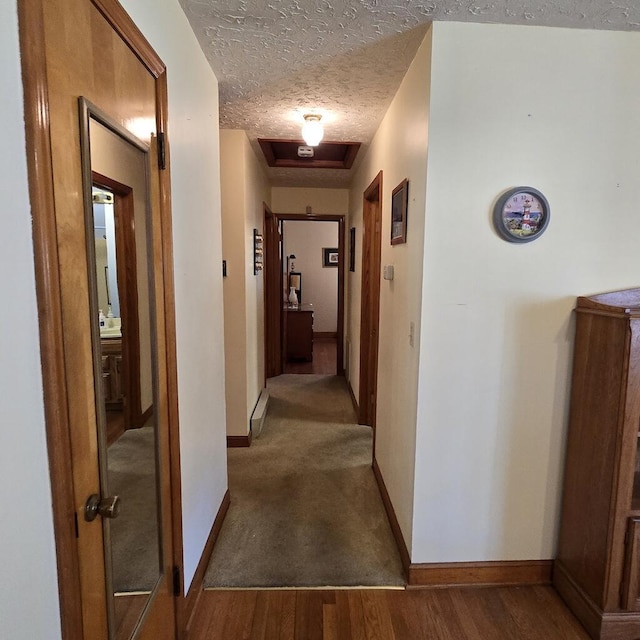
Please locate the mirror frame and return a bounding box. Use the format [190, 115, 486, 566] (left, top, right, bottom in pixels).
[78, 96, 165, 639]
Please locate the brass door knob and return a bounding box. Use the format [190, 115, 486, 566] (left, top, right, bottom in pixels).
[84, 493, 121, 522]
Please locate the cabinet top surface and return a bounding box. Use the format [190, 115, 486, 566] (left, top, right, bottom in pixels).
[578, 287, 640, 315]
[286, 304, 314, 313]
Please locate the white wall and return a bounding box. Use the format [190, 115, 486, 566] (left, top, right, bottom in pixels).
[0, 3, 62, 638]
[119, 0, 228, 590]
[413, 22, 640, 563]
[347, 29, 432, 553]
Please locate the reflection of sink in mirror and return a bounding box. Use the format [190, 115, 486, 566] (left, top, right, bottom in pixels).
[100, 317, 121, 338]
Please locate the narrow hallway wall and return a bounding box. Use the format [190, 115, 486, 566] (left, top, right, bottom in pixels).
[120, 0, 228, 591]
[347, 28, 432, 556]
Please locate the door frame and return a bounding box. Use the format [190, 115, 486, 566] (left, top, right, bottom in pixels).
[263, 203, 282, 381]
[264, 213, 345, 378]
[18, 0, 184, 637]
[359, 172, 383, 436]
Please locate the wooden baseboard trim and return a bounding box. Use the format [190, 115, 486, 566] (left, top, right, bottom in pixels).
[347, 379, 358, 417]
[184, 490, 230, 634]
[372, 458, 410, 577]
[408, 559, 553, 589]
[226, 433, 251, 448]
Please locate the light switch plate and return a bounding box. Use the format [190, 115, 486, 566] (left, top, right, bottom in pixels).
[383, 265, 394, 280]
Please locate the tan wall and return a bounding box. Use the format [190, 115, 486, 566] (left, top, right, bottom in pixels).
[242, 134, 270, 425]
[220, 130, 270, 436]
[272, 187, 348, 215]
[220, 130, 249, 436]
[347, 28, 433, 553]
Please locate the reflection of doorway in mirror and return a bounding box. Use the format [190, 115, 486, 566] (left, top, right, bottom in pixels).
[93, 188, 121, 320]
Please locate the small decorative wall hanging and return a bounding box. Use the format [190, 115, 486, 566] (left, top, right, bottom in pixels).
[391, 179, 408, 245]
[349, 227, 356, 272]
[493, 186, 550, 243]
[253, 229, 264, 274]
[323, 247, 339, 267]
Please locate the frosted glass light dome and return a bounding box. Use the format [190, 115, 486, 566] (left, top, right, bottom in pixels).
[301, 114, 323, 147]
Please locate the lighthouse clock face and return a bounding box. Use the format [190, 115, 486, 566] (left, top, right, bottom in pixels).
[493, 186, 550, 243]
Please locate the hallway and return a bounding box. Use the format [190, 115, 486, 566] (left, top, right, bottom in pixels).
[204, 375, 404, 588]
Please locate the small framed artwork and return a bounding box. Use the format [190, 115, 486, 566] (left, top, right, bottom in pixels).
[323, 247, 339, 267]
[391, 179, 408, 245]
[493, 186, 550, 243]
[349, 227, 356, 272]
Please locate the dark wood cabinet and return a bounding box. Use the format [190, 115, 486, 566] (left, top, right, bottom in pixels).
[555, 288, 640, 639]
[101, 337, 124, 408]
[286, 307, 313, 362]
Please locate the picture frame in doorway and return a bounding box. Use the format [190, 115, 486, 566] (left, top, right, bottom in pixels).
[391, 178, 409, 245]
[349, 227, 356, 272]
[323, 247, 339, 267]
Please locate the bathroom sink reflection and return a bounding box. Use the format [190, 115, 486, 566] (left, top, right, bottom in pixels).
[100, 318, 122, 338]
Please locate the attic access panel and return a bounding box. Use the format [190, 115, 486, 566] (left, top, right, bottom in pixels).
[258, 139, 361, 170]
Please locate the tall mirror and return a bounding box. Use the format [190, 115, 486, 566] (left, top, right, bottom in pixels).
[79, 98, 163, 640]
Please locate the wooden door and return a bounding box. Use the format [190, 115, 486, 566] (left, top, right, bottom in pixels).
[19, 0, 178, 638]
[359, 172, 383, 430]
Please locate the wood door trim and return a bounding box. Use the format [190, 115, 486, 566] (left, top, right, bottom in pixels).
[18, 1, 183, 637]
[274, 213, 346, 376]
[92, 171, 143, 429]
[91, 0, 165, 77]
[263, 203, 282, 381]
[155, 72, 186, 638]
[18, 1, 84, 636]
[359, 171, 383, 432]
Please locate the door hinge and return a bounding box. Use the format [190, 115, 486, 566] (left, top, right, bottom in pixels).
[74, 512, 79, 538]
[173, 566, 181, 597]
[158, 131, 166, 170]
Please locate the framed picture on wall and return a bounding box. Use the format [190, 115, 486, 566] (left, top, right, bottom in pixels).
[323, 247, 339, 267]
[391, 178, 409, 245]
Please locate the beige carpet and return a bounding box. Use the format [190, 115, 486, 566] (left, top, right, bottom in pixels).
[204, 374, 405, 588]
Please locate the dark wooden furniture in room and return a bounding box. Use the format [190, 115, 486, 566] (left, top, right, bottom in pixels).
[286, 305, 314, 362]
[101, 337, 123, 408]
[555, 287, 640, 639]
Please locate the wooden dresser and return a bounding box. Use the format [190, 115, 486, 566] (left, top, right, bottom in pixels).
[555, 288, 640, 639]
[286, 305, 314, 362]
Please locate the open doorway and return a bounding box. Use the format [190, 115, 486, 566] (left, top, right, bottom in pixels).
[282, 218, 339, 375]
[264, 212, 345, 380]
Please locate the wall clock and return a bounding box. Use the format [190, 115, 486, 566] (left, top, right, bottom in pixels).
[493, 186, 550, 243]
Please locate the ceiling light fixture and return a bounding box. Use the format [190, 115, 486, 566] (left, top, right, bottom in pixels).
[301, 114, 323, 147]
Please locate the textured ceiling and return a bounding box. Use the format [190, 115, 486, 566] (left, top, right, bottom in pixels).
[179, 0, 640, 187]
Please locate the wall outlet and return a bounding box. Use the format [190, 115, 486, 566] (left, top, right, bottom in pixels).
[409, 321, 415, 347]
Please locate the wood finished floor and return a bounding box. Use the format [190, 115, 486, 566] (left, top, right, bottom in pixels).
[285, 337, 337, 375]
[190, 585, 588, 639]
